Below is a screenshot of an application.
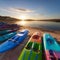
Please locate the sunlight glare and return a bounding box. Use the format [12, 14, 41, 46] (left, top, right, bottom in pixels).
[20, 20, 26, 25]
[20, 15, 27, 20]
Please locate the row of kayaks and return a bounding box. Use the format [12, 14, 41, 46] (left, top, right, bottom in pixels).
[0, 22, 20, 42]
[18, 31, 60, 60]
[0, 29, 60, 60]
[0, 29, 17, 35]
[0, 29, 19, 42]
[0, 32, 16, 42]
[0, 30, 29, 53]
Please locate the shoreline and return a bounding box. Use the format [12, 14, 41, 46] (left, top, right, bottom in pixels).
[20, 26, 60, 42]
[0, 20, 60, 31]
[20, 26, 60, 33]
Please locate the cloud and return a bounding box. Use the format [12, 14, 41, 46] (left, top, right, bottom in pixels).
[6, 7, 34, 13]
[0, 7, 34, 14]
[0, 7, 48, 19]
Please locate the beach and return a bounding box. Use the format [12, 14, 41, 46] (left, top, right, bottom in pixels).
[0, 26, 60, 60]
[0, 0, 60, 60]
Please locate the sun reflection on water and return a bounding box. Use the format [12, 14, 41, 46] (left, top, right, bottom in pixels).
[20, 21, 26, 25]
[16, 21, 26, 26]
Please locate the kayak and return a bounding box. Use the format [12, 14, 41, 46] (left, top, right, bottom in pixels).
[0, 22, 9, 28]
[0, 32, 17, 42]
[18, 32, 42, 60]
[43, 33, 60, 60]
[0, 22, 19, 31]
[0, 29, 29, 53]
[0, 25, 19, 31]
[0, 29, 17, 35]
[0, 22, 7, 26]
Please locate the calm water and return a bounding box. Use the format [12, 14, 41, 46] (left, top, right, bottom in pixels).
[15, 21, 60, 31]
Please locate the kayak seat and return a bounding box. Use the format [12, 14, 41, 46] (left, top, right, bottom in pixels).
[32, 35, 39, 39]
[12, 40, 19, 44]
[47, 38, 54, 44]
[8, 37, 19, 43]
[33, 43, 39, 52]
[26, 42, 33, 50]
[12, 37, 19, 42]
[49, 50, 54, 56]
[12, 35, 17, 39]
[49, 50, 56, 60]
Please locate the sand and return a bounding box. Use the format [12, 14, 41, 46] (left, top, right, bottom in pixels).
[0, 26, 60, 60]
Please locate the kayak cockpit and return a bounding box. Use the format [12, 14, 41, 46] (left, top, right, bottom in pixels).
[26, 42, 40, 53]
[26, 42, 33, 50]
[32, 35, 40, 39]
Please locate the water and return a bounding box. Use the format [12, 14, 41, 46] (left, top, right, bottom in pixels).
[15, 21, 60, 31]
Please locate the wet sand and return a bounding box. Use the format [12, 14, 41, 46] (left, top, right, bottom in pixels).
[0, 26, 60, 60]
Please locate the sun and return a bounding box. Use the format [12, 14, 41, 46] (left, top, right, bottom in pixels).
[19, 15, 27, 20]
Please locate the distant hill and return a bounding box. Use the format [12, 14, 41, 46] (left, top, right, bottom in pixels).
[39, 19, 60, 22]
[0, 16, 20, 21]
[25, 18, 60, 22]
[0, 16, 60, 22]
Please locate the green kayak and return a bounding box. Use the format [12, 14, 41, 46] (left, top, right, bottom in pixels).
[18, 32, 42, 60]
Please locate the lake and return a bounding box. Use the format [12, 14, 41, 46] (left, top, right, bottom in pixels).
[15, 21, 60, 31]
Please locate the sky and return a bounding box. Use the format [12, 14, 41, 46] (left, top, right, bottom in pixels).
[0, 0, 60, 20]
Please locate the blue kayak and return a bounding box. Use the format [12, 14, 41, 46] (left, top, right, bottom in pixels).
[43, 33, 60, 52]
[0, 29, 29, 53]
[0, 22, 7, 26]
[0, 30, 16, 35]
[0, 32, 17, 42]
